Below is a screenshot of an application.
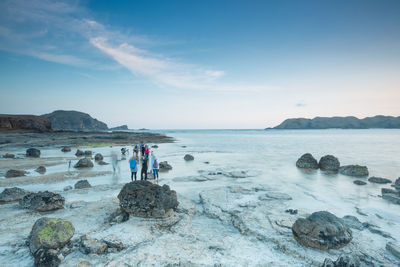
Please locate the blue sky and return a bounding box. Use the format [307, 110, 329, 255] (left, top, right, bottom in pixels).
[0, 0, 399, 128]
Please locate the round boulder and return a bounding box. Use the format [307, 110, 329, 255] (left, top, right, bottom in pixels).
[184, 154, 194, 161]
[94, 153, 103, 161]
[74, 180, 91, 189]
[26, 148, 41, 158]
[296, 153, 319, 169]
[75, 149, 84, 157]
[339, 165, 369, 177]
[0, 187, 29, 203]
[368, 176, 392, 184]
[159, 161, 172, 172]
[20, 191, 65, 211]
[29, 217, 75, 254]
[74, 158, 94, 168]
[292, 211, 352, 250]
[319, 155, 340, 172]
[5, 169, 26, 178]
[35, 166, 47, 174]
[61, 146, 71, 152]
[353, 180, 367, 186]
[118, 181, 179, 218]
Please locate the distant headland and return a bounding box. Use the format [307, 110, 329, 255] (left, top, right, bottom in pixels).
[269, 115, 400, 129]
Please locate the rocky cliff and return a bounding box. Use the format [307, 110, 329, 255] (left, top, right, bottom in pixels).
[109, 125, 129, 131]
[0, 115, 52, 132]
[42, 110, 108, 132]
[272, 115, 400, 129]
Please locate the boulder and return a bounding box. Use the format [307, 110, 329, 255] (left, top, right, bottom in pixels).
[3, 153, 15, 158]
[159, 161, 172, 172]
[75, 149, 84, 157]
[382, 193, 400, 205]
[20, 191, 65, 211]
[108, 208, 129, 224]
[296, 153, 319, 169]
[386, 242, 400, 260]
[80, 235, 107, 255]
[61, 146, 71, 152]
[26, 148, 41, 158]
[151, 145, 158, 148]
[184, 154, 194, 161]
[94, 153, 103, 161]
[342, 215, 364, 230]
[322, 253, 360, 267]
[118, 181, 179, 218]
[35, 166, 47, 174]
[319, 155, 340, 172]
[0, 187, 29, 203]
[74, 158, 94, 168]
[368, 176, 392, 184]
[98, 160, 109, 165]
[33, 248, 60, 267]
[292, 211, 352, 250]
[84, 150, 92, 157]
[353, 180, 367, 186]
[339, 165, 369, 177]
[29, 217, 74, 254]
[5, 169, 26, 178]
[63, 186, 73, 191]
[381, 188, 399, 195]
[74, 180, 91, 189]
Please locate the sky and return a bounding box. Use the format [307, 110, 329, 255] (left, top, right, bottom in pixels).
[0, 0, 399, 129]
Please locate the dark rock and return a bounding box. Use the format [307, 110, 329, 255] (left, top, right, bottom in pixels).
[353, 180, 367, 185]
[322, 253, 360, 267]
[33, 248, 60, 267]
[29, 217, 74, 254]
[386, 242, 400, 260]
[342, 215, 364, 230]
[368, 176, 392, 184]
[296, 153, 319, 169]
[94, 153, 103, 161]
[63, 186, 73, 191]
[84, 150, 92, 157]
[26, 148, 41, 158]
[285, 209, 298, 215]
[74, 180, 91, 189]
[382, 193, 400, 205]
[184, 154, 194, 161]
[35, 166, 47, 174]
[151, 145, 158, 148]
[61, 146, 71, 152]
[382, 188, 399, 195]
[75, 149, 84, 157]
[339, 165, 369, 177]
[319, 155, 340, 172]
[204, 161, 210, 164]
[74, 158, 94, 168]
[108, 208, 129, 224]
[109, 125, 128, 131]
[5, 169, 26, 178]
[80, 235, 107, 255]
[292, 211, 352, 250]
[20, 191, 65, 211]
[0, 187, 29, 203]
[3, 153, 15, 158]
[98, 160, 109, 165]
[159, 161, 172, 172]
[118, 181, 179, 218]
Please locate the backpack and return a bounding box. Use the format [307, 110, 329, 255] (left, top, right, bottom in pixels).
[129, 160, 136, 169]
[153, 159, 159, 169]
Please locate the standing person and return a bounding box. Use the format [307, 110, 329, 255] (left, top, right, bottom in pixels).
[151, 153, 159, 183]
[134, 144, 139, 158]
[145, 145, 150, 158]
[140, 142, 145, 157]
[141, 156, 148, 180]
[129, 155, 138, 181]
[111, 152, 120, 173]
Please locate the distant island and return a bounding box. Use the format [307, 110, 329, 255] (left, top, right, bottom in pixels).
[270, 115, 400, 129]
[109, 125, 129, 131]
[42, 110, 108, 131]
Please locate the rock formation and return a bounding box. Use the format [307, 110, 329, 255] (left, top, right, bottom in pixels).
[0, 114, 52, 132]
[0, 187, 29, 203]
[42, 110, 108, 131]
[74, 180, 91, 189]
[5, 169, 26, 178]
[339, 165, 369, 177]
[184, 154, 194, 161]
[319, 155, 340, 172]
[74, 158, 94, 168]
[296, 153, 319, 169]
[20, 191, 65, 211]
[26, 148, 41, 158]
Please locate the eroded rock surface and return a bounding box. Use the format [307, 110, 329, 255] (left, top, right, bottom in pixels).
[296, 153, 319, 169]
[319, 155, 340, 172]
[322, 253, 360, 267]
[20, 191, 65, 211]
[339, 165, 369, 177]
[368, 176, 392, 184]
[0, 187, 29, 203]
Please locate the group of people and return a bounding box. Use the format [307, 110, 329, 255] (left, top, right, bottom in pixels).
[129, 143, 159, 183]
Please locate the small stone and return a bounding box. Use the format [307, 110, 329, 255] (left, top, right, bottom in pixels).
[74, 180, 91, 189]
[368, 176, 392, 184]
[63, 185, 73, 191]
[184, 154, 194, 161]
[80, 235, 107, 255]
[26, 148, 40, 158]
[339, 165, 369, 177]
[5, 169, 26, 178]
[74, 158, 94, 168]
[353, 180, 367, 185]
[61, 146, 71, 152]
[3, 153, 15, 158]
[98, 160, 109, 165]
[94, 153, 103, 161]
[75, 149, 84, 157]
[35, 166, 46, 174]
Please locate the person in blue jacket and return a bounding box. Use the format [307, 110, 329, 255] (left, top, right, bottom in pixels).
[129, 155, 138, 181]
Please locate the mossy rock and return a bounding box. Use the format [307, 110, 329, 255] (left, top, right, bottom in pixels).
[29, 217, 75, 254]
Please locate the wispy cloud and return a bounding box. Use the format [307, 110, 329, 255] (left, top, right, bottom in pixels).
[0, 0, 269, 92]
